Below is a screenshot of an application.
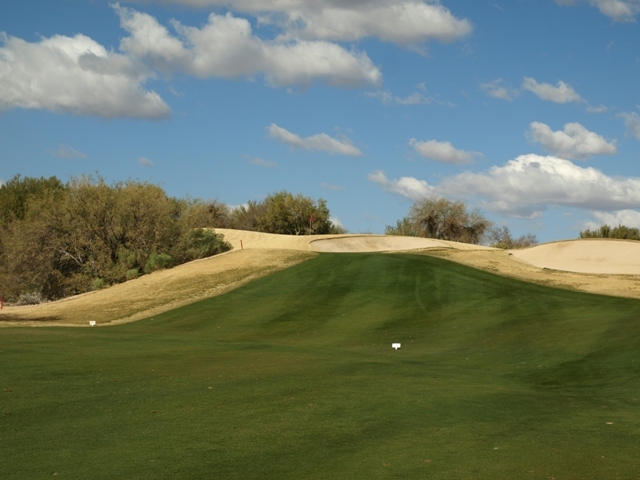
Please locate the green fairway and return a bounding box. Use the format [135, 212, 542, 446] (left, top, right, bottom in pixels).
[2, 253, 640, 479]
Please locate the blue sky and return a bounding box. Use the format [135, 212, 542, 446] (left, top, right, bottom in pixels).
[1, 0, 640, 241]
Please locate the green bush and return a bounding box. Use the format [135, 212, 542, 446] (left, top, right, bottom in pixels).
[125, 268, 140, 280]
[183, 229, 232, 260]
[580, 224, 640, 240]
[118, 248, 138, 270]
[144, 252, 173, 274]
[91, 278, 106, 290]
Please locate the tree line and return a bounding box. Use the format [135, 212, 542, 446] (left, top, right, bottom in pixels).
[0, 175, 343, 303]
[579, 224, 640, 241]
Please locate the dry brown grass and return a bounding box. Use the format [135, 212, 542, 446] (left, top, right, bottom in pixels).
[0, 249, 315, 327]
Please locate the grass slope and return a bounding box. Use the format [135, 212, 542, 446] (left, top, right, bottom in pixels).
[2, 253, 640, 479]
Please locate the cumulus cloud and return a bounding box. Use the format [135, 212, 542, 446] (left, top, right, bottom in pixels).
[370, 155, 640, 218]
[586, 209, 640, 230]
[409, 138, 476, 165]
[619, 111, 640, 139]
[0, 32, 171, 119]
[0, 2, 473, 117]
[367, 170, 434, 200]
[278, 2, 472, 44]
[556, 0, 640, 22]
[130, 0, 472, 45]
[439, 154, 640, 216]
[47, 144, 88, 159]
[522, 77, 583, 103]
[115, 5, 381, 88]
[329, 216, 344, 229]
[479, 78, 518, 101]
[268, 123, 362, 156]
[364, 90, 431, 105]
[138, 156, 155, 166]
[528, 122, 617, 159]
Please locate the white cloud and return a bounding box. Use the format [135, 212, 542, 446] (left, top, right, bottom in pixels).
[587, 104, 608, 113]
[522, 77, 583, 103]
[364, 90, 431, 105]
[268, 123, 362, 156]
[619, 111, 640, 139]
[228, 203, 249, 212]
[587, 209, 640, 229]
[115, 5, 381, 88]
[528, 122, 617, 159]
[556, 0, 640, 22]
[320, 182, 346, 191]
[439, 154, 640, 216]
[370, 154, 640, 218]
[409, 138, 476, 165]
[329, 216, 344, 228]
[47, 144, 88, 159]
[367, 170, 434, 200]
[138, 156, 155, 166]
[278, 2, 472, 45]
[0, 32, 171, 119]
[479, 78, 517, 101]
[249, 157, 277, 167]
[132, 1, 472, 45]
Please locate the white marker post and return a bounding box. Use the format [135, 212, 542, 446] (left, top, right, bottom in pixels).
[89, 321, 96, 326]
[392, 343, 401, 350]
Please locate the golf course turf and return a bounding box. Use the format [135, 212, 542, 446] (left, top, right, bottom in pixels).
[2, 253, 640, 479]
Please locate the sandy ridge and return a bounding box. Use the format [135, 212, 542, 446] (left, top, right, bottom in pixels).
[3, 230, 640, 327]
[215, 228, 495, 252]
[0, 248, 314, 327]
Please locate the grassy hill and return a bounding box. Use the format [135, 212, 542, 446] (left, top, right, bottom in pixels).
[2, 253, 640, 479]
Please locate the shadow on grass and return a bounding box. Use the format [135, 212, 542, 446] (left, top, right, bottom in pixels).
[0, 315, 63, 323]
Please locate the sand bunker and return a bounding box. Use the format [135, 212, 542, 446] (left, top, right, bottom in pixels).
[216, 229, 493, 253]
[509, 239, 640, 275]
[311, 236, 448, 252]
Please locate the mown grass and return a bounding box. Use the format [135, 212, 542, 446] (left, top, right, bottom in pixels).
[2, 253, 640, 479]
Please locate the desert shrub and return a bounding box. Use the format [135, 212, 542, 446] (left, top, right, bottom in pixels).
[17, 292, 43, 305]
[118, 248, 138, 270]
[488, 226, 538, 249]
[144, 252, 173, 274]
[182, 228, 232, 261]
[91, 278, 106, 290]
[386, 196, 492, 244]
[229, 192, 337, 235]
[580, 224, 640, 240]
[125, 268, 140, 280]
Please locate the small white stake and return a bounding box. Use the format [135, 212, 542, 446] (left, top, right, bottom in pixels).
[392, 343, 401, 350]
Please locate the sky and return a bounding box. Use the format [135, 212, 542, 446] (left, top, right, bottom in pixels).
[1, 0, 640, 242]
